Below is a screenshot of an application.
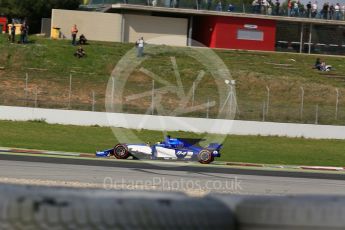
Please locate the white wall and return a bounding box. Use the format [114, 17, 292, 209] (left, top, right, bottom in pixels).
[51, 9, 123, 42]
[1, 106, 345, 140]
[123, 14, 188, 46]
[51, 10, 188, 46]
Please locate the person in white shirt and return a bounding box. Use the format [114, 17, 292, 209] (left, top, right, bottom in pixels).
[312, 1, 318, 18]
[341, 4, 345, 20]
[335, 3, 340, 20]
[136, 37, 145, 57]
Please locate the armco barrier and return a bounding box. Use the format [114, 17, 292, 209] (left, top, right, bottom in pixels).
[2, 105, 345, 139]
[2, 184, 345, 229]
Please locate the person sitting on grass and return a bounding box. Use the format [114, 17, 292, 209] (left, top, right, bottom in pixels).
[314, 58, 332, 71]
[78, 34, 87, 45]
[74, 46, 86, 58]
[314, 57, 322, 70]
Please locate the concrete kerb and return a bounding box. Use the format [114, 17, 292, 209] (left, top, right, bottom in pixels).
[0, 147, 82, 157]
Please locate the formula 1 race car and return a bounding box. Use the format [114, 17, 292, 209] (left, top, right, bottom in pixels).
[96, 136, 222, 164]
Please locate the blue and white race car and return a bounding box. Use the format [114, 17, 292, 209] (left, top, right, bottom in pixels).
[96, 136, 222, 164]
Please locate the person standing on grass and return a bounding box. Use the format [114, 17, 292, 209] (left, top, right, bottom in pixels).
[10, 23, 16, 43]
[136, 37, 144, 57]
[20, 22, 27, 44]
[71, 24, 78, 46]
[24, 22, 29, 43]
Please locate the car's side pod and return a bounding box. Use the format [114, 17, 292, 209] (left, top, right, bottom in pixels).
[207, 143, 223, 151]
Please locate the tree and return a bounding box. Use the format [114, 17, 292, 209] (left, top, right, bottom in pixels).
[0, 0, 81, 33]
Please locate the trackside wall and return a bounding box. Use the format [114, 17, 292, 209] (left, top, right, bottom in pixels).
[1, 106, 345, 139]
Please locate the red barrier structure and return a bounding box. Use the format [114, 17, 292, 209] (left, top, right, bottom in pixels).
[0, 17, 8, 33]
[193, 16, 276, 51]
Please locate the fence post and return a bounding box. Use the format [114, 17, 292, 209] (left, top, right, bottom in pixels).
[262, 101, 266, 122]
[335, 88, 339, 120]
[315, 104, 319, 124]
[192, 81, 195, 107]
[25, 73, 28, 106]
[206, 97, 209, 119]
[151, 80, 155, 115]
[266, 85, 270, 117]
[92, 91, 95, 112]
[300, 86, 304, 122]
[111, 77, 115, 110]
[34, 88, 38, 108]
[68, 74, 72, 109]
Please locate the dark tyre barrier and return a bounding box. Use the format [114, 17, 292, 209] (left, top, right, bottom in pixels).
[0, 184, 235, 230]
[211, 195, 345, 230]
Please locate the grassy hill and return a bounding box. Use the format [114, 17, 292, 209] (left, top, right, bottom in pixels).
[1, 34, 345, 125]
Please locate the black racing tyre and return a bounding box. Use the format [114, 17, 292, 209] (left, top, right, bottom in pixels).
[198, 149, 214, 164]
[113, 144, 130, 159]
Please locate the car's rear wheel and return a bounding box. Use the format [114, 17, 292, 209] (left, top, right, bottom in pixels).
[198, 149, 214, 164]
[113, 144, 130, 159]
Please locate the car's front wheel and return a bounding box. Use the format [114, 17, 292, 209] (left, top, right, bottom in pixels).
[113, 144, 130, 159]
[198, 149, 214, 164]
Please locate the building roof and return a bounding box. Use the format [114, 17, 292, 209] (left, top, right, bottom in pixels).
[106, 3, 345, 26]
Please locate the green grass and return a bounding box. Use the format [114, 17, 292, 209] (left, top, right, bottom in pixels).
[2, 35, 345, 124]
[1, 120, 345, 166]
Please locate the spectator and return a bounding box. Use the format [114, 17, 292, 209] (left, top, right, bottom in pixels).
[299, 2, 305, 16]
[74, 46, 86, 58]
[275, 0, 280, 15]
[20, 22, 27, 44]
[10, 23, 15, 43]
[307, 1, 312, 17]
[329, 4, 335, 19]
[315, 58, 322, 70]
[21, 20, 29, 43]
[293, 1, 300, 16]
[207, 0, 212, 10]
[152, 0, 157, 6]
[311, 1, 318, 17]
[136, 37, 144, 57]
[335, 3, 340, 20]
[314, 58, 331, 71]
[215, 1, 222, 11]
[267, 0, 273, 15]
[227, 3, 235, 12]
[261, 0, 267, 14]
[341, 4, 345, 20]
[320, 62, 332, 71]
[71, 24, 78, 46]
[78, 34, 87, 45]
[252, 0, 259, 13]
[287, 0, 292, 16]
[322, 2, 329, 19]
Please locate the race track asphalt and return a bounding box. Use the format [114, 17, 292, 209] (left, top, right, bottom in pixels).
[1, 153, 345, 196]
